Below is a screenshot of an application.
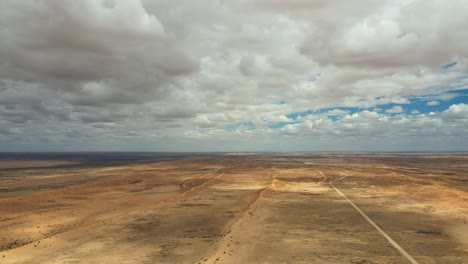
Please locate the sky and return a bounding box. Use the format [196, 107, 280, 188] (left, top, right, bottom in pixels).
[0, 0, 467, 152]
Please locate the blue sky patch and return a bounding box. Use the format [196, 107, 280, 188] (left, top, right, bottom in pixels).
[286, 107, 361, 120]
[406, 90, 468, 114]
[282, 89, 467, 120]
[375, 103, 406, 115]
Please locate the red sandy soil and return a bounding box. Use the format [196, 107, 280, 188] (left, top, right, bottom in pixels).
[0, 154, 467, 263]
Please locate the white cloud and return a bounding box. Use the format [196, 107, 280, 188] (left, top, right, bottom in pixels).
[0, 0, 467, 151]
[261, 114, 294, 124]
[442, 103, 468, 120]
[427, 100, 440, 106]
[385, 106, 404, 114]
[326, 109, 350, 116]
[280, 124, 301, 136]
[193, 114, 215, 128]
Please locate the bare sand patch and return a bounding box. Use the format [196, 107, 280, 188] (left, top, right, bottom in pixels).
[0, 154, 466, 263]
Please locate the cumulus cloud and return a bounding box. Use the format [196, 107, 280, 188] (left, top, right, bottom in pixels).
[442, 104, 468, 120]
[299, 0, 468, 68]
[427, 100, 440, 106]
[0, 0, 467, 151]
[385, 106, 404, 114]
[326, 109, 350, 116]
[185, 106, 466, 150]
[0, 0, 197, 101]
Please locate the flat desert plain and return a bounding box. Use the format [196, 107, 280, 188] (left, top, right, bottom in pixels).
[0, 153, 467, 263]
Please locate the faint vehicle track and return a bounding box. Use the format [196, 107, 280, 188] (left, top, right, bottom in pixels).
[0, 169, 226, 253]
[317, 169, 329, 184]
[201, 171, 278, 264]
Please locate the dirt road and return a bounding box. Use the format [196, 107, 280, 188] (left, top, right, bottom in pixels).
[0, 154, 466, 263]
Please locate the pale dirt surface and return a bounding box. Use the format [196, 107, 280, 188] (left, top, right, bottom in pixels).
[0, 154, 467, 263]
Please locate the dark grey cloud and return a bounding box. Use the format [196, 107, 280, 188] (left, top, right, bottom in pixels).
[0, 0, 198, 103]
[0, 0, 467, 151]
